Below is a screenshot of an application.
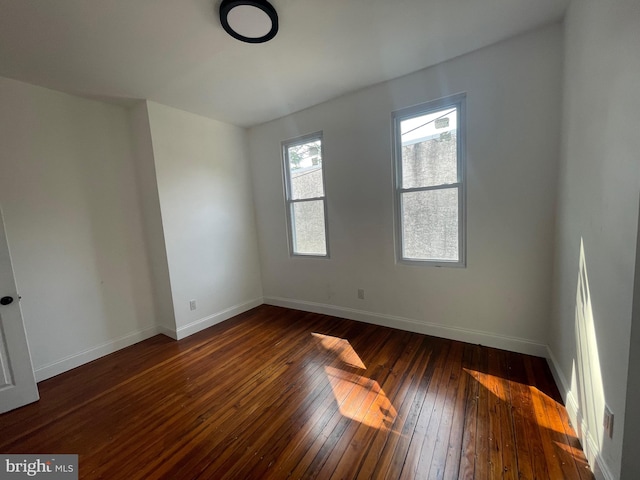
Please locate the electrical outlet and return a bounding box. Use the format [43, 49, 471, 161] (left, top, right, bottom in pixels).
[604, 405, 614, 438]
[357, 288, 365, 300]
[189, 299, 197, 311]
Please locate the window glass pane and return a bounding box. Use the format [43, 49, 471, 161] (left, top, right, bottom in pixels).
[292, 200, 327, 255]
[288, 140, 324, 200]
[400, 108, 457, 189]
[402, 188, 458, 261]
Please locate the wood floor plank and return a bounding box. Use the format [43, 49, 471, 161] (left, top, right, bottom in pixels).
[0, 305, 594, 480]
[550, 393, 594, 480]
[328, 332, 424, 480]
[387, 340, 451, 480]
[505, 351, 544, 480]
[86, 311, 332, 478]
[191, 333, 348, 479]
[296, 343, 396, 478]
[526, 356, 593, 480]
[441, 343, 476, 480]
[493, 348, 519, 480]
[524, 356, 580, 480]
[486, 349, 505, 480]
[366, 338, 446, 480]
[220, 322, 402, 476]
[456, 345, 480, 480]
[354, 337, 434, 480]
[474, 346, 492, 480]
[139, 316, 356, 478]
[422, 341, 465, 479]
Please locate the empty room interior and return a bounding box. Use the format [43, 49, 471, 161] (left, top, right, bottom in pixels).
[0, 0, 639, 479]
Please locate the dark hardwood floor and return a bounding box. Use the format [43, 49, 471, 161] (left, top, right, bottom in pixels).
[0, 305, 593, 479]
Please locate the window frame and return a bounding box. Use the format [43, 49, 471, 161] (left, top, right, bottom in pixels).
[282, 131, 330, 258]
[392, 93, 467, 267]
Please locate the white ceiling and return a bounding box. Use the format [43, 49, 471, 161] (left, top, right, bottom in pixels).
[0, 0, 569, 127]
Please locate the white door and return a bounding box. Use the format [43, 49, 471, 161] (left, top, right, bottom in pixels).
[0, 208, 39, 413]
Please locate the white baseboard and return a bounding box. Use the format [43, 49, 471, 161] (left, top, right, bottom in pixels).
[175, 297, 263, 340]
[33, 299, 262, 382]
[546, 345, 571, 403]
[580, 408, 615, 480]
[264, 296, 547, 357]
[546, 347, 615, 480]
[157, 324, 178, 340]
[34, 325, 162, 382]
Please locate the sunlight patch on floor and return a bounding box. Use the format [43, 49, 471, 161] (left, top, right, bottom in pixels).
[464, 368, 564, 434]
[311, 332, 366, 369]
[324, 365, 397, 431]
[311, 332, 398, 431]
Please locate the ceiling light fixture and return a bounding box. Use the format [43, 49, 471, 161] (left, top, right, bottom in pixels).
[219, 0, 278, 44]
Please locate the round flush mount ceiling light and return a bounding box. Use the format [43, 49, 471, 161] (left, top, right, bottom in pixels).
[220, 0, 278, 43]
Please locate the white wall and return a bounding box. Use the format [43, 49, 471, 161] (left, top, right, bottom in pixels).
[248, 24, 563, 355]
[0, 77, 159, 380]
[0, 81, 263, 379]
[128, 102, 177, 335]
[624, 208, 640, 479]
[548, 1, 640, 479]
[145, 102, 263, 338]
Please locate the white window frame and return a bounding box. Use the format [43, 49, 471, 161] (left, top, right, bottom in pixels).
[392, 93, 467, 267]
[282, 132, 330, 258]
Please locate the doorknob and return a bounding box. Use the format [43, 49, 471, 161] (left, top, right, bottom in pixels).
[0, 296, 13, 306]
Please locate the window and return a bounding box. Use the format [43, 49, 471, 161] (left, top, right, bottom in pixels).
[393, 94, 466, 266]
[282, 132, 329, 257]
